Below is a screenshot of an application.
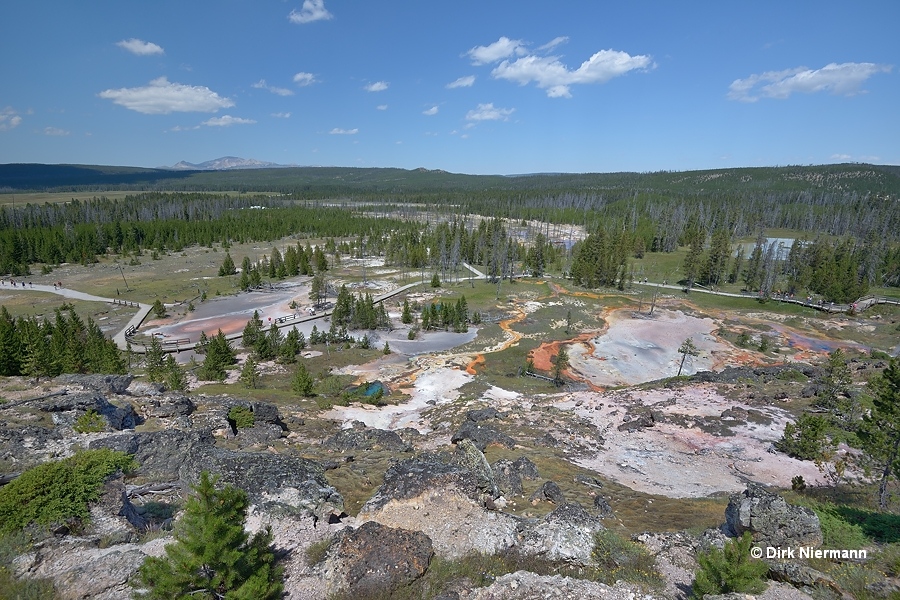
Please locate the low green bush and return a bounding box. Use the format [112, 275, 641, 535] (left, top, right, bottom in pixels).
[73, 409, 106, 433]
[592, 529, 663, 588]
[0, 449, 135, 535]
[692, 533, 767, 598]
[227, 406, 255, 429]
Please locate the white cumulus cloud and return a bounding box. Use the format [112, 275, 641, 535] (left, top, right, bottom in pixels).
[728, 62, 892, 102]
[293, 72, 317, 86]
[491, 48, 653, 98]
[289, 0, 333, 24]
[467, 37, 525, 65]
[446, 75, 476, 89]
[467, 37, 652, 97]
[376, 104, 388, 111]
[465, 103, 515, 122]
[116, 38, 164, 56]
[364, 81, 389, 92]
[330, 127, 358, 135]
[43, 127, 70, 136]
[423, 106, 439, 116]
[272, 112, 292, 119]
[252, 79, 294, 96]
[0, 107, 23, 131]
[99, 77, 235, 114]
[202, 115, 256, 126]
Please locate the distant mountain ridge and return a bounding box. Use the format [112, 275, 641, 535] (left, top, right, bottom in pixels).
[167, 156, 296, 171]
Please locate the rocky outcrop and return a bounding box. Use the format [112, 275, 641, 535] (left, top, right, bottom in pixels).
[514, 503, 605, 565]
[450, 438, 498, 498]
[55, 374, 134, 395]
[88, 477, 147, 541]
[491, 456, 539, 497]
[39, 392, 139, 431]
[323, 521, 433, 597]
[451, 419, 516, 451]
[141, 393, 195, 419]
[89, 430, 214, 480]
[14, 537, 170, 600]
[529, 480, 566, 504]
[460, 570, 664, 599]
[324, 421, 413, 453]
[724, 484, 823, 548]
[181, 447, 344, 522]
[358, 453, 519, 558]
[91, 428, 344, 522]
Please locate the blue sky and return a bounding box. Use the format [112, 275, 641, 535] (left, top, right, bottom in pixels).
[1, 1, 897, 175]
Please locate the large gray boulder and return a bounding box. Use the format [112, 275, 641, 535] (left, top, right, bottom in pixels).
[55, 374, 134, 395]
[89, 430, 214, 480]
[323, 521, 433, 597]
[324, 421, 412, 453]
[515, 503, 605, 565]
[91, 429, 344, 522]
[180, 446, 345, 522]
[40, 392, 139, 431]
[358, 453, 519, 558]
[724, 484, 823, 548]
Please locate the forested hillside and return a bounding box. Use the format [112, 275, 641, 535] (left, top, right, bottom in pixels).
[1, 163, 898, 296]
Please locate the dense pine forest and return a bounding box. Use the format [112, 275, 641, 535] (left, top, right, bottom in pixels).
[0, 163, 898, 298]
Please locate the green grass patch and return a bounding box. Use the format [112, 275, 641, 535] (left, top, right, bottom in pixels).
[483, 445, 727, 533]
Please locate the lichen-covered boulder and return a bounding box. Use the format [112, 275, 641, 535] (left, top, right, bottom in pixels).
[515, 503, 605, 565]
[323, 521, 433, 597]
[725, 483, 822, 548]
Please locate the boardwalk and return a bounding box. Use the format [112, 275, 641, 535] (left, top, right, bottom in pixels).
[3, 271, 896, 355]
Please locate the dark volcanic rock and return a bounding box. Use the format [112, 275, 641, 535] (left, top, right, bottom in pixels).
[512, 456, 540, 480]
[324, 521, 433, 597]
[593, 495, 613, 517]
[361, 453, 497, 514]
[55, 374, 134, 395]
[451, 420, 516, 451]
[324, 423, 412, 453]
[40, 392, 139, 431]
[181, 447, 344, 521]
[530, 480, 566, 504]
[725, 483, 822, 548]
[142, 393, 195, 418]
[491, 456, 540, 497]
[491, 459, 524, 496]
[467, 407, 502, 422]
[450, 438, 498, 498]
[90, 430, 214, 480]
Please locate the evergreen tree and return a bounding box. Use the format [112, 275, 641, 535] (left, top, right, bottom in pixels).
[0, 306, 20, 376]
[145, 335, 166, 383]
[553, 347, 570, 386]
[858, 358, 900, 510]
[198, 330, 235, 381]
[218, 252, 236, 276]
[152, 299, 168, 319]
[401, 299, 413, 325]
[291, 363, 315, 397]
[134, 472, 282, 599]
[677, 337, 699, 376]
[692, 533, 767, 598]
[165, 355, 187, 392]
[279, 328, 300, 364]
[242, 311, 262, 349]
[240, 357, 260, 389]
